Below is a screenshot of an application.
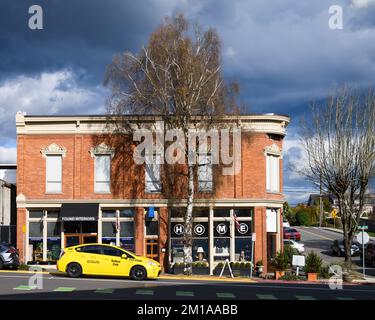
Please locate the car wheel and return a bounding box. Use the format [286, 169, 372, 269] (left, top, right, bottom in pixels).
[131, 266, 147, 281]
[66, 262, 82, 278]
[372, 259, 375, 268]
[0, 259, 3, 270]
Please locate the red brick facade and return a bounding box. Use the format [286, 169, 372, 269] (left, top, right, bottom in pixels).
[16, 114, 289, 274]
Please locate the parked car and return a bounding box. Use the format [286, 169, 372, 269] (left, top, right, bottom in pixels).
[282, 219, 290, 228]
[365, 242, 375, 267]
[283, 239, 305, 253]
[57, 243, 161, 280]
[0, 243, 20, 270]
[331, 239, 360, 257]
[283, 227, 301, 241]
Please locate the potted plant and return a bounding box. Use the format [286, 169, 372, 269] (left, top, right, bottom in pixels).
[304, 251, 322, 281]
[192, 261, 210, 275]
[256, 260, 264, 275]
[272, 251, 289, 280]
[171, 262, 185, 274]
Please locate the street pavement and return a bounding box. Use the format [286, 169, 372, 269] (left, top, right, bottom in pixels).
[295, 227, 375, 277]
[0, 271, 374, 300]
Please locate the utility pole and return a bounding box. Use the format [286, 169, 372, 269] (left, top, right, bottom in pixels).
[319, 174, 323, 227]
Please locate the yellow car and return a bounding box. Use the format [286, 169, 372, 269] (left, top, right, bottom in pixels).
[57, 243, 161, 280]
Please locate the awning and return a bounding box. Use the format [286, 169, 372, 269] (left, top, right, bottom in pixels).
[60, 203, 99, 221]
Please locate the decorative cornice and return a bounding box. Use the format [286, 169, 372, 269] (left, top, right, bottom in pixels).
[90, 143, 115, 158]
[264, 143, 282, 157]
[41, 143, 67, 158]
[16, 113, 290, 136]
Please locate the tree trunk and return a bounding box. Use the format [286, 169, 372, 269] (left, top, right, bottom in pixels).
[341, 206, 352, 268]
[183, 162, 194, 275]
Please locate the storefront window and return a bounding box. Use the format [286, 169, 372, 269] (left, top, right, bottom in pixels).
[193, 208, 209, 217]
[102, 222, 116, 244]
[192, 239, 208, 262]
[47, 210, 59, 219]
[170, 238, 184, 263]
[120, 222, 134, 251]
[47, 222, 60, 261]
[235, 238, 252, 261]
[145, 220, 158, 236]
[234, 208, 253, 218]
[29, 210, 44, 219]
[29, 221, 43, 262]
[120, 238, 135, 252]
[119, 208, 134, 217]
[214, 208, 230, 217]
[213, 238, 230, 261]
[102, 210, 116, 218]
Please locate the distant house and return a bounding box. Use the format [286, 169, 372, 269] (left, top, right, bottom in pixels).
[0, 164, 17, 245]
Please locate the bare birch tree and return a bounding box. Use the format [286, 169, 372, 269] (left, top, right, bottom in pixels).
[104, 14, 240, 274]
[301, 87, 375, 267]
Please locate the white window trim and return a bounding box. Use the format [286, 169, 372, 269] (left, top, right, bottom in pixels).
[91, 143, 114, 194]
[198, 153, 213, 192]
[41, 143, 66, 194]
[145, 152, 162, 193]
[265, 151, 280, 193]
[93, 153, 112, 194]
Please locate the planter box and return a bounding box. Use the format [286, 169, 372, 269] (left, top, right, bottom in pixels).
[307, 273, 318, 282]
[172, 266, 210, 275]
[214, 267, 251, 277]
[275, 270, 285, 280]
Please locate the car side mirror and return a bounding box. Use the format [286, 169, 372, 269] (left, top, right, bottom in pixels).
[121, 254, 127, 259]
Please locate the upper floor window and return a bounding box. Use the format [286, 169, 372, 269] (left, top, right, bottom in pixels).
[90, 143, 114, 194]
[198, 153, 213, 192]
[265, 143, 282, 193]
[95, 155, 111, 193]
[266, 154, 280, 192]
[46, 156, 62, 193]
[145, 153, 161, 193]
[41, 143, 66, 194]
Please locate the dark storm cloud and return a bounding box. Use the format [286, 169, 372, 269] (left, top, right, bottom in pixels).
[0, 0, 174, 84]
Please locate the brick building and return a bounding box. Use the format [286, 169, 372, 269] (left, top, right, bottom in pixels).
[16, 112, 290, 274]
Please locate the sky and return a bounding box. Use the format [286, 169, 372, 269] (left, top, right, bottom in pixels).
[0, 0, 374, 205]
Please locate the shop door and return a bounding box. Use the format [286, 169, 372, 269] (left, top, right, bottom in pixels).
[65, 234, 97, 247]
[145, 239, 159, 261]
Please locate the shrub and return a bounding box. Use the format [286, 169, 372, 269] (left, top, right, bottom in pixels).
[272, 251, 289, 271]
[245, 262, 252, 269]
[296, 211, 310, 226]
[319, 265, 331, 279]
[279, 273, 305, 281]
[240, 262, 246, 269]
[304, 251, 323, 274]
[17, 264, 30, 271]
[283, 245, 299, 265]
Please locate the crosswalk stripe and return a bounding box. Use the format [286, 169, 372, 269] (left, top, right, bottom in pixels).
[95, 288, 115, 294]
[216, 293, 235, 298]
[53, 287, 76, 292]
[336, 297, 355, 300]
[13, 285, 36, 291]
[295, 295, 316, 300]
[176, 291, 194, 297]
[136, 289, 154, 295]
[256, 294, 277, 300]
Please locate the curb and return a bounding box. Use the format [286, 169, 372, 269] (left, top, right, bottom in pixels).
[159, 275, 257, 283]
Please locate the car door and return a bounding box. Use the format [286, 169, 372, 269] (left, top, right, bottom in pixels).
[77, 245, 103, 275]
[101, 246, 130, 276]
